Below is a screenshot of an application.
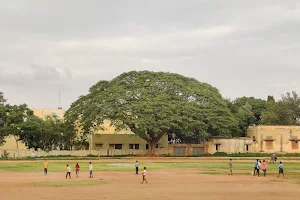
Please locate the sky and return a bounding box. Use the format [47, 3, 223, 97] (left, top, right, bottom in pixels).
[1, 0, 300, 109]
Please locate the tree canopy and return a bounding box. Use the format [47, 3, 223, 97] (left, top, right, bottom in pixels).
[0, 92, 76, 150]
[226, 96, 267, 136]
[262, 91, 300, 125]
[65, 71, 238, 154]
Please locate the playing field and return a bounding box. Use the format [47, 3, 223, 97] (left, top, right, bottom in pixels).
[1, 157, 300, 200]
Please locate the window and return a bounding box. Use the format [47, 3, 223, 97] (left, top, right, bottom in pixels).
[146, 144, 149, 149]
[266, 141, 273, 149]
[114, 144, 123, 150]
[266, 136, 273, 140]
[253, 136, 256, 141]
[95, 144, 103, 148]
[129, 144, 139, 149]
[215, 144, 221, 151]
[245, 144, 249, 151]
[292, 141, 298, 149]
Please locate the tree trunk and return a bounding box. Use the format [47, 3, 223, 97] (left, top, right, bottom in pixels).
[147, 140, 157, 156]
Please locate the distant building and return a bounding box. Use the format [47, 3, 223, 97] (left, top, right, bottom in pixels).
[31, 108, 65, 119]
[247, 125, 300, 153]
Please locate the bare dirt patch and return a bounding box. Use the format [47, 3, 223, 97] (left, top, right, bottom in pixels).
[1, 167, 300, 200]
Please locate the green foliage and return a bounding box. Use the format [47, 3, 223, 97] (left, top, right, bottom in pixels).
[261, 91, 300, 125]
[66, 71, 238, 154]
[0, 92, 76, 151]
[18, 114, 76, 151]
[227, 96, 267, 136]
[0, 92, 33, 146]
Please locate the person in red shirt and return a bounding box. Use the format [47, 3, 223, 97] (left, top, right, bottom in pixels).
[75, 163, 80, 178]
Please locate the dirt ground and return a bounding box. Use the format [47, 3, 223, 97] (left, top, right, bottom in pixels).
[1, 158, 300, 200]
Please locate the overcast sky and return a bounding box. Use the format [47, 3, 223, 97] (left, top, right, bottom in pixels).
[1, 0, 300, 109]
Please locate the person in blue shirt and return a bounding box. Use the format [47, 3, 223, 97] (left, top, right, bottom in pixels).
[278, 161, 284, 177]
[135, 161, 140, 174]
[253, 159, 260, 176]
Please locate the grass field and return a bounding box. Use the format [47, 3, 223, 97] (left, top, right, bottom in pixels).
[0, 159, 298, 177]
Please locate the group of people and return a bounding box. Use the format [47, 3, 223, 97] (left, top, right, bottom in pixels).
[43, 160, 94, 179]
[65, 162, 94, 179]
[228, 158, 284, 177]
[136, 161, 147, 184]
[43, 160, 147, 183]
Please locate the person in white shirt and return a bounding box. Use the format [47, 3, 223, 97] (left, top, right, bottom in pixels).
[89, 162, 93, 178]
[141, 167, 147, 184]
[66, 165, 71, 179]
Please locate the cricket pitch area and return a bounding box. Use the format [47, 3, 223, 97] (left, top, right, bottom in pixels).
[1, 158, 300, 200]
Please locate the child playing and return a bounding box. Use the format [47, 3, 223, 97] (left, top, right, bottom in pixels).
[262, 159, 267, 177]
[75, 163, 80, 178]
[228, 159, 233, 175]
[89, 162, 93, 178]
[135, 161, 140, 174]
[66, 165, 71, 179]
[278, 161, 284, 177]
[141, 167, 148, 184]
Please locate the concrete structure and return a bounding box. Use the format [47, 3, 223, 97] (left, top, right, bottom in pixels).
[0, 135, 27, 151]
[0, 149, 168, 158]
[205, 137, 253, 154]
[168, 144, 205, 156]
[91, 134, 168, 153]
[247, 125, 300, 153]
[31, 108, 65, 119]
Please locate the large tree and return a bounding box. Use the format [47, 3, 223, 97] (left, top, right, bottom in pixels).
[65, 71, 238, 154]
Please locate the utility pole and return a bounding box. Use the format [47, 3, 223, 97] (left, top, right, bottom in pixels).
[58, 90, 62, 109]
[280, 129, 283, 152]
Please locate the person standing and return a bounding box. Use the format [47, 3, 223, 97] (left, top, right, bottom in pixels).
[278, 161, 284, 177]
[135, 161, 140, 174]
[262, 159, 267, 177]
[253, 159, 259, 176]
[31, 151, 35, 160]
[75, 163, 80, 178]
[43, 160, 48, 175]
[66, 165, 71, 179]
[228, 159, 233, 175]
[89, 162, 93, 178]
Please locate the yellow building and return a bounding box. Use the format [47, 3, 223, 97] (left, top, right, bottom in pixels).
[205, 137, 253, 154]
[0, 108, 66, 150]
[247, 125, 300, 153]
[31, 108, 65, 119]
